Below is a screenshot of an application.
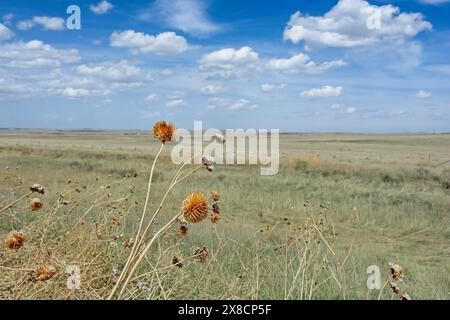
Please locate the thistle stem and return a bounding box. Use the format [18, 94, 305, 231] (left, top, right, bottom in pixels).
[108, 143, 164, 300]
[0, 191, 33, 214]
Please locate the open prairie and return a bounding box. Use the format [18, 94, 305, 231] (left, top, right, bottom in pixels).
[0, 131, 449, 300]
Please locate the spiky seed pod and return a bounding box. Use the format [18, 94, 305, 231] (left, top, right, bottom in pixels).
[388, 263, 404, 280]
[30, 198, 44, 211]
[5, 232, 28, 249]
[211, 212, 221, 223]
[152, 121, 176, 143]
[202, 155, 215, 171]
[211, 191, 220, 202]
[182, 192, 209, 223]
[34, 265, 56, 281]
[29, 184, 45, 194]
[194, 247, 208, 263]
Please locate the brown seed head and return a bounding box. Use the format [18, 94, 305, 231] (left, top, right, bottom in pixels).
[34, 265, 56, 281]
[388, 262, 404, 280]
[29, 184, 45, 194]
[211, 191, 220, 202]
[153, 120, 176, 143]
[211, 212, 221, 223]
[30, 198, 44, 211]
[5, 232, 28, 249]
[182, 192, 209, 223]
[194, 247, 209, 263]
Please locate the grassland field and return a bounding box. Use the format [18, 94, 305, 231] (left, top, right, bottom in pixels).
[0, 130, 449, 300]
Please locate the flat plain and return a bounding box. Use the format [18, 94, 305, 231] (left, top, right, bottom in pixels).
[0, 130, 449, 300]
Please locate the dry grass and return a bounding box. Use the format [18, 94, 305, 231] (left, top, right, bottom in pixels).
[0, 130, 449, 300]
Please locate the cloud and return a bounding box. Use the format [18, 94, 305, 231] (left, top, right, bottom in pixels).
[139, 0, 221, 37]
[0, 40, 150, 100]
[17, 16, 65, 31]
[206, 97, 227, 109]
[206, 97, 258, 111]
[90, 1, 114, 14]
[200, 46, 259, 70]
[0, 23, 14, 41]
[266, 53, 346, 74]
[110, 30, 191, 55]
[76, 60, 151, 83]
[283, 0, 432, 48]
[201, 85, 224, 95]
[145, 93, 158, 101]
[166, 98, 187, 108]
[63, 87, 110, 98]
[228, 98, 259, 111]
[141, 111, 161, 119]
[0, 40, 80, 68]
[346, 107, 357, 113]
[300, 86, 343, 98]
[2, 14, 14, 26]
[261, 83, 286, 93]
[416, 90, 432, 98]
[199, 46, 260, 78]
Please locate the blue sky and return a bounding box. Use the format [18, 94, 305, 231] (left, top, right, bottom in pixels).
[0, 0, 449, 132]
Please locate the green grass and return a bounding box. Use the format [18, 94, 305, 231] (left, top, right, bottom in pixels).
[0, 131, 449, 300]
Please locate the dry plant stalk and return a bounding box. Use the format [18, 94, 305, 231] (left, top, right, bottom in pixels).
[108, 121, 224, 299]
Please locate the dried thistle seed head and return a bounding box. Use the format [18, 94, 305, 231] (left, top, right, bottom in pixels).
[212, 133, 226, 144]
[202, 155, 215, 166]
[34, 265, 56, 281]
[211, 212, 220, 223]
[172, 256, 183, 268]
[30, 198, 43, 211]
[178, 225, 188, 236]
[194, 247, 208, 263]
[212, 203, 220, 214]
[5, 231, 28, 249]
[211, 191, 220, 202]
[153, 120, 176, 143]
[182, 192, 209, 223]
[29, 184, 45, 194]
[388, 262, 404, 280]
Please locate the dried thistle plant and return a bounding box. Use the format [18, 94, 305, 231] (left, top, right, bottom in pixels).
[108, 120, 225, 300]
[5, 231, 28, 250]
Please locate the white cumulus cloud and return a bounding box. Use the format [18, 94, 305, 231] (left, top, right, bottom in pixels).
[283, 0, 432, 48]
[110, 30, 191, 55]
[90, 1, 114, 14]
[201, 85, 224, 95]
[266, 53, 346, 74]
[143, 0, 221, 37]
[300, 86, 343, 98]
[416, 90, 432, 98]
[166, 98, 187, 108]
[0, 23, 14, 41]
[17, 16, 65, 31]
[261, 83, 286, 93]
